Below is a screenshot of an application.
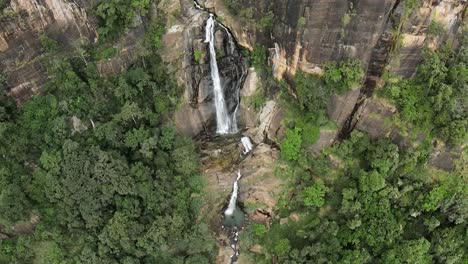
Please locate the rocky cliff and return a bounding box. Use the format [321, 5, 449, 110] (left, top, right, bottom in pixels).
[1, 0, 465, 156]
[0, 0, 96, 103]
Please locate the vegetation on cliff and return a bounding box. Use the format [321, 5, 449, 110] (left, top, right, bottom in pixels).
[0, 12, 216, 264]
[246, 131, 466, 263]
[242, 35, 467, 264]
[383, 39, 468, 145]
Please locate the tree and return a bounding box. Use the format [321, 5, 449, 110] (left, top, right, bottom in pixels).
[281, 127, 303, 161]
[303, 181, 329, 207]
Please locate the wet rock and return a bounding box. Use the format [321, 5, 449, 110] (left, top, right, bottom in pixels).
[175, 103, 215, 137]
[201, 139, 283, 223]
[217, 245, 235, 264]
[239, 104, 258, 128]
[175, 4, 247, 137]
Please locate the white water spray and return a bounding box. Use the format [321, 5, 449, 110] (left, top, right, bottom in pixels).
[204, 14, 236, 134]
[241, 136, 253, 154]
[224, 171, 242, 216]
[193, 0, 204, 10]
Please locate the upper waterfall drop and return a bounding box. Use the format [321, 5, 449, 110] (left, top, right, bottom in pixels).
[197, 4, 241, 134]
[204, 14, 237, 134]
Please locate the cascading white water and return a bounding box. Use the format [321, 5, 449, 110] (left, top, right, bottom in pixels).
[204, 14, 235, 134]
[193, 0, 204, 10]
[224, 171, 242, 216]
[273, 42, 281, 74]
[241, 136, 253, 154]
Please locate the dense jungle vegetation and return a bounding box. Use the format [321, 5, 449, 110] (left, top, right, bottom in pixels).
[0, 0, 466, 263]
[0, 2, 217, 263]
[240, 37, 467, 263]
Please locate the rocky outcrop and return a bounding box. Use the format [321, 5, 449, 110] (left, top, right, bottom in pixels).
[352, 97, 461, 172]
[206, 0, 465, 79]
[389, 1, 467, 77]
[0, 0, 96, 103]
[248, 100, 285, 144]
[200, 138, 283, 219]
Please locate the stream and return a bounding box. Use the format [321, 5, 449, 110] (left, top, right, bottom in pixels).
[193, 1, 252, 262]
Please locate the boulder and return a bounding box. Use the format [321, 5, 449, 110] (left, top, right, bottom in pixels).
[253, 100, 285, 144]
[249, 244, 263, 254]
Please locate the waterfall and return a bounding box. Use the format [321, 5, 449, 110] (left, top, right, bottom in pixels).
[204, 14, 238, 134]
[193, 0, 204, 10]
[224, 171, 242, 216]
[273, 42, 281, 74]
[241, 136, 253, 154]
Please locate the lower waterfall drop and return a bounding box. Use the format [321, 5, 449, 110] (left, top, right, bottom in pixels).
[224, 170, 242, 216]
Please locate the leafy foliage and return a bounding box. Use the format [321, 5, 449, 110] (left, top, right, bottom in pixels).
[324, 59, 364, 93]
[427, 20, 445, 36]
[95, 0, 150, 38]
[253, 132, 467, 263]
[384, 41, 467, 145]
[303, 181, 328, 207]
[0, 40, 215, 262]
[280, 127, 302, 161]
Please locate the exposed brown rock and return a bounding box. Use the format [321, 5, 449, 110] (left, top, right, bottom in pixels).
[1, 0, 96, 102]
[354, 98, 397, 139]
[327, 89, 361, 127]
[309, 129, 338, 155]
[249, 244, 263, 254]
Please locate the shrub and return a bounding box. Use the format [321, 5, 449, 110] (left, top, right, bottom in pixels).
[427, 20, 444, 36]
[250, 44, 267, 72]
[259, 11, 275, 30]
[324, 60, 364, 93]
[97, 47, 117, 60]
[281, 127, 303, 161]
[298, 17, 306, 28]
[253, 224, 268, 237]
[193, 50, 202, 64]
[39, 35, 58, 53]
[0, 0, 10, 11]
[273, 239, 291, 256]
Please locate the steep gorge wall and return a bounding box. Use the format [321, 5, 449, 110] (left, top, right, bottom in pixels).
[204, 0, 466, 78]
[0, 0, 96, 103]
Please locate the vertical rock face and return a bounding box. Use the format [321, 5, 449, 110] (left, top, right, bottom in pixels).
[175, 3, 246, 136]
[208, 0, 465, 78]
[388, 1, 466, 77]
[0, 0, 96, 103]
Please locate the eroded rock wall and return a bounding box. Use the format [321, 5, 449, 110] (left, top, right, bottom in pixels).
[205, 0, 465, 78]
[0, 0, 96, 103]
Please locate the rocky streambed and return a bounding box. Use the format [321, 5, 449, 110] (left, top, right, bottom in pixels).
[197, 134, 283, 263]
